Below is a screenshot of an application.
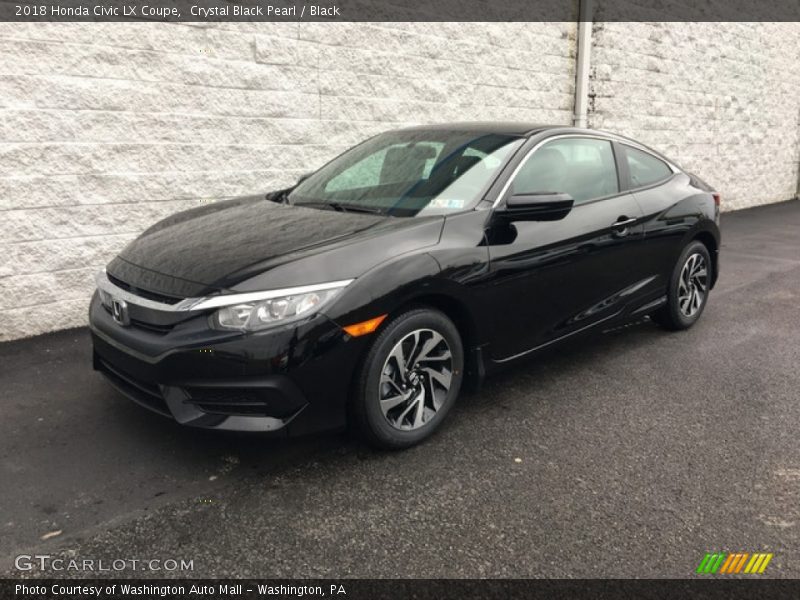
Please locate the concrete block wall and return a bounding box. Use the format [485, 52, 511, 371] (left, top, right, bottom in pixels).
[1, 22, 799, 341]
[589, 22, 800, 210]
[0, 22, 576, 340]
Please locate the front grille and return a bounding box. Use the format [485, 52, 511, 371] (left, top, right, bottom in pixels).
[184, 387, 273, 417]
[101, 304, 175, 336]
[107, 273, 183, 305]
[97, 357, 171, 417]
[130, 318, 174, 335]
[192, 402, 270, 416]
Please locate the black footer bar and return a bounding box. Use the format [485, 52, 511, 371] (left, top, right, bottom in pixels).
[3, 579, 800, 600]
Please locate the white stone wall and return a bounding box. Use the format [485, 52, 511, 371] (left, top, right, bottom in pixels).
[1, 21, 799, 341]
[589, 22, 800, 210]
[0, 22, 576, 340]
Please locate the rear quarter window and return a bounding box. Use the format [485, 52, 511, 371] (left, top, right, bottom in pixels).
[624, 145, 673, 188]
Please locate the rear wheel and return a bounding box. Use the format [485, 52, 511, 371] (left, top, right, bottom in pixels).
[652, 240, 712, 330]
[352, 308, 464, 450]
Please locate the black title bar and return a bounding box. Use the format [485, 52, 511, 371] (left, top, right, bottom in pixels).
[1, 0, 799, 22]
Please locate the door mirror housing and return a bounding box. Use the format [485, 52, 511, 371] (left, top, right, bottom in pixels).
[266, 172, 314, 204]
[498, 192, 574, 221]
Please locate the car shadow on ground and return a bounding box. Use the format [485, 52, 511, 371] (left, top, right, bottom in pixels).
[0, 313, 670, 561]
[163, 314, 665, 474]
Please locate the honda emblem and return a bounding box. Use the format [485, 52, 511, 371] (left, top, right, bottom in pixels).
[111, 298, 130, 326]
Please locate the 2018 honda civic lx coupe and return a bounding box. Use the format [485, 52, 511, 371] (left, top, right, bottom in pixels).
[90, 123, 720, 449]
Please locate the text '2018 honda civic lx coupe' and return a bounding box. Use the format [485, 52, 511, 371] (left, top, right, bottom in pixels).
[90, 123, 720, 449]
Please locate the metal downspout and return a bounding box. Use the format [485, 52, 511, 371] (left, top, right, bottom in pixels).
[573, 0, 593, 128]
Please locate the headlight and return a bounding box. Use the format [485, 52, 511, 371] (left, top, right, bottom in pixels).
[212, 285, 347, 331]
[97, 287, 112, 307]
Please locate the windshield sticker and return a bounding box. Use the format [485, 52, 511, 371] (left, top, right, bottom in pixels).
[428, 198, 466, 210]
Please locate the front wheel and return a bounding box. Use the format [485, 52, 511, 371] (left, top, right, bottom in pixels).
[652, 240, 712, 330]
[352, 308, 464, 450]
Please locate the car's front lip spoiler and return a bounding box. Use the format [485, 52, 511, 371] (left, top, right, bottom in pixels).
[94, 352, 307, 433]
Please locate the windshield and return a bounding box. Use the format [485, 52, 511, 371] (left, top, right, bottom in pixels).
[288, 130, 524, 217]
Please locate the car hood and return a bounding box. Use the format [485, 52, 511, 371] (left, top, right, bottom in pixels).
[107, 195, 444, 297]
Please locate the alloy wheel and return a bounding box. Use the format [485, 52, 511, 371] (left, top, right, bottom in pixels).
[678, 252, 707, 317]
[378, 328, 453, 431]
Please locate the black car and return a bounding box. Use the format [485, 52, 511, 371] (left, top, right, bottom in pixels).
[90, 123, 720, 449]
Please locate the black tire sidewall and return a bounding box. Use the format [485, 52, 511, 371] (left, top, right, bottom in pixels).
[666, 241, 712, 329]
[355, 308, 464, 449]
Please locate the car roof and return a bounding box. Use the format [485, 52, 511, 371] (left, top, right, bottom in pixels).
[395, 122, 556, 137]
[394, 121, 643, 139]
[395, 121, 643, 145]
[392, 122, 677, 165]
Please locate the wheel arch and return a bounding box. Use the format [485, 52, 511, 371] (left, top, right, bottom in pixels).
[691, 230, 719, 288]
[344, 289, 485, 435]
[388, 292, 486, 391]
[397, 293, 478, 352]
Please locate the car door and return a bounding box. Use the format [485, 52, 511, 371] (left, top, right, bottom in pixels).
[616, 142, 691, 295]
[484, 135, 647, 361]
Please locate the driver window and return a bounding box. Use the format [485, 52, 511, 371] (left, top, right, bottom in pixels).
[512, 138, 619, 204]
[325, 143, 443, 192]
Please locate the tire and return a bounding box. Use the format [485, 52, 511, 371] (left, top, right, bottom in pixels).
[352, 307, 464, 450]
[652, 240, 712, 331]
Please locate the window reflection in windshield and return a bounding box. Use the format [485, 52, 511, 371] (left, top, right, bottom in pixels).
[289, 131, 523, 217]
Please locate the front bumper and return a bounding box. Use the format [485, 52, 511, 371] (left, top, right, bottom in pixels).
[89, 292, 367, 435]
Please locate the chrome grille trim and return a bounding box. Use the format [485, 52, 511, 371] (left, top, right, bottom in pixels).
[95, 270, 354, 313]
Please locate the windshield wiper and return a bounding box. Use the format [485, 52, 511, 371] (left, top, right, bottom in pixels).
[297, 201, 385, 215]
[331, 202, 385, 215]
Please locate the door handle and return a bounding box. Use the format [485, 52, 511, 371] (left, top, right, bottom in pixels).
[611, 216, 637, 237]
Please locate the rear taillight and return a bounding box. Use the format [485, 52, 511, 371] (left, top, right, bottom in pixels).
[712, 192, 721, 207]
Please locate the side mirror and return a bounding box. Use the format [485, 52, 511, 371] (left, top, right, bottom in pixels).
[265, 172, 314, 204]
[499, 192, 574, 221]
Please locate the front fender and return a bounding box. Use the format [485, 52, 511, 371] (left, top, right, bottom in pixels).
[323, 252, 443, 328]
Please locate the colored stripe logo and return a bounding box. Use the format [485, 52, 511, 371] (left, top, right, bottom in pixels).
[696, 552, 773, 574]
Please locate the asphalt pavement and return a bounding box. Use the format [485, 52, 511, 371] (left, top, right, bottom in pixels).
[1, 199, 799, 578]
